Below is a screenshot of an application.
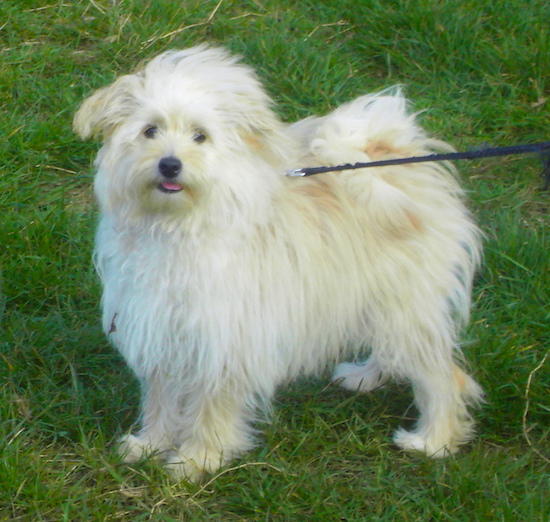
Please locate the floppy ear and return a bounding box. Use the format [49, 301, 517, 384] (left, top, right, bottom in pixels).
[236, 99, 291, 163]
[73, 74, 140, 140]
[240, 123, 290, 167]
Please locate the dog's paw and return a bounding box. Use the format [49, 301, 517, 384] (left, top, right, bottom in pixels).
[164, 446, 228, 483]
[164, 456, 207, 483]
[392, 428, 456, 458]
[332, 361, 389, 393]
[118, 434, 162, 463]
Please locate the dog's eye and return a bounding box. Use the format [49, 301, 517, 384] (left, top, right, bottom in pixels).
[143, 125, 158, 139]
[193, 131, 207, 144]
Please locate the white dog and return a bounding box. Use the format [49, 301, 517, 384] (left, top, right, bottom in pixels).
[74, 45, 483, 482]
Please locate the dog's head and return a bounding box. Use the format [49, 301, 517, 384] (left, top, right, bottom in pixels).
[74, 46, 289, 226]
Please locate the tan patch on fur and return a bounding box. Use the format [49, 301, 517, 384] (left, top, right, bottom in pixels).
[453, 366, 467, 392]
[296, 178, 343, 215]
[242, 133, 264, 151]
[404, 210, 422, 231]
[365, 140, 397, 159]
[182, 184, 198, 202]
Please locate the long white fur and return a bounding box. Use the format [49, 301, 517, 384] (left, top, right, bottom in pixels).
[74, 45, 483, 482]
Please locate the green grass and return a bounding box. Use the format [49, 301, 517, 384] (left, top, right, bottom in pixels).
[1, 0, 548, 519]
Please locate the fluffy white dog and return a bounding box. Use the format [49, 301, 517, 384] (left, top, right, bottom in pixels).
[74, 45, 483, 482]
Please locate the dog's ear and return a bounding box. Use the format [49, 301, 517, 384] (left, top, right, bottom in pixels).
[240, 123, 291, 167]
[73, 74, 139, 140]
[238, 104, 291, 164]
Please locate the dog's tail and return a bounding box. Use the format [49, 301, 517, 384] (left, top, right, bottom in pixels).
[292, 87, 452, 167]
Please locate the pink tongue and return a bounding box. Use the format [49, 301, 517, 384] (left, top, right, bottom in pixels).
[161, 182, 183, 191]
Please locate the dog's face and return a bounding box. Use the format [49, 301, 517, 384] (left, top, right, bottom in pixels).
[74, 46, 289, 223]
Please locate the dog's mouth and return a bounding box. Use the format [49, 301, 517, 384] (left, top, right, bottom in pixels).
[157, 181, 185, 194]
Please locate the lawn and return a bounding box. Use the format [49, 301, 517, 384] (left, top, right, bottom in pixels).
[1, 0, 548, 520]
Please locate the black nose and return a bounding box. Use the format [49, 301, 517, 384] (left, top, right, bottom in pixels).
[158, 156, 182, 179]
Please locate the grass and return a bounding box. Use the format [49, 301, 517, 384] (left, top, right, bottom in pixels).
[1, 0, 548, 519]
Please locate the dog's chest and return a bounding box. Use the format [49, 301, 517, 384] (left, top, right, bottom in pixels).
[99, 228, 242, 321]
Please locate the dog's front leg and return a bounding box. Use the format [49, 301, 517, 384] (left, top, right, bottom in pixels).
[164, 387, 256, 482]
[119, 370, 181, 463]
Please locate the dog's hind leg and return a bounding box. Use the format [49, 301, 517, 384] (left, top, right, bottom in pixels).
[332, 357, 389, 393]
[393, 363, 483, 457]
[362, 282, 483, 458]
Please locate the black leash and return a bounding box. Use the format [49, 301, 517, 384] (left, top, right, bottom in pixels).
[286, 140, 550, 189]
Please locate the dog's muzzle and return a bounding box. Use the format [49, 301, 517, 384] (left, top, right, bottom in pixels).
[158, 156, 184, 193]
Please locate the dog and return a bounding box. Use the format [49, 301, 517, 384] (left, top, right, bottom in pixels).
[73, 45, 483, 482]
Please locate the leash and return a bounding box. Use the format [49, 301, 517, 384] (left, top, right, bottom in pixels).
[285, 140, 550, 189]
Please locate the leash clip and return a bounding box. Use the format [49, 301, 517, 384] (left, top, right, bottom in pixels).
[285, 168, 306, 177]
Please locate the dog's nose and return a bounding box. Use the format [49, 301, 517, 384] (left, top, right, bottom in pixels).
[159, 157, 182, 179]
